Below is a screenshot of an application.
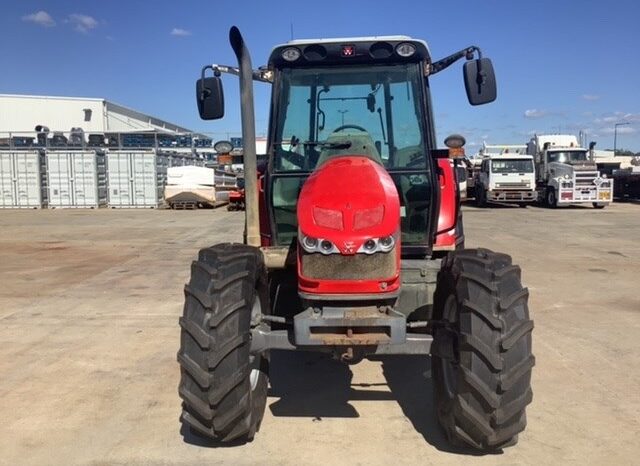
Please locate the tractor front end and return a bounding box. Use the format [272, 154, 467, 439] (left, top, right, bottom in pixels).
[296, 155, 401, 297]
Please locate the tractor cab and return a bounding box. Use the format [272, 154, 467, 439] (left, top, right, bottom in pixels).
[267, 39, 436, 255]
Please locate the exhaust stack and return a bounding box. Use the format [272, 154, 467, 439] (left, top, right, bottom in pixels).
[229, 26, 260, 247]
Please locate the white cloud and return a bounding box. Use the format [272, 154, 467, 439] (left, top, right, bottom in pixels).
[68, 14, 98, 33]
[524, 109, 548, 119]
[171, 28, 192, 37]
[582, 94, 600, 101]
[22, 10, 55, 27]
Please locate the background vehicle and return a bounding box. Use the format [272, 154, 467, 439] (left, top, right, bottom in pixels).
[527, 134, 612, 208]
[474, 153, 536, 207]
[227, 176, 246, 210]
[178, 27, 533, 451]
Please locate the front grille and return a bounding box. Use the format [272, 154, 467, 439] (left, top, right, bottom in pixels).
[495, 182, 530, 189]
[301, 250, 396, 280]
[575, 171, 598, 186]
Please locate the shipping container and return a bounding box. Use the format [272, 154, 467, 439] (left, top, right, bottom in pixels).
[0, 150, 45, 208]
[107, 150, 169, 208]
[46, 150, 107, 208]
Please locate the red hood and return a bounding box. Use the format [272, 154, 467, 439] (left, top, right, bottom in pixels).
[298, 156, 400, 255]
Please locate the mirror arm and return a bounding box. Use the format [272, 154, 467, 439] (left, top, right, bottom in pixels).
[430, 46, 482, 75]
[209, 64, 273, 83]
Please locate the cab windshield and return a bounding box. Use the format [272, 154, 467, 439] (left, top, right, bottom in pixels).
[273, 64, 428, 171]
[269, 63, 433, 248]
[491, 159, 534, 173]
[547, 151, 588, 164]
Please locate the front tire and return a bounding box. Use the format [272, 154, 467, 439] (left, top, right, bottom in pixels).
[475, 187, 487, 208]
[178, 243, 269, 443]
[432, 249, 534, 451]
[546, 188, 558, 208]
[592, 202, 606, 209]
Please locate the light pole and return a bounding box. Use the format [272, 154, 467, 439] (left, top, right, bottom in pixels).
[614, 122, 630, 156]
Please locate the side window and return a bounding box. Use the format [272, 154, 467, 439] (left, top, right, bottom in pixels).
[271, 176, 306, 245]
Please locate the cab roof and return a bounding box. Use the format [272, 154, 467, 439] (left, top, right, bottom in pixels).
[268, 36, 431, 68]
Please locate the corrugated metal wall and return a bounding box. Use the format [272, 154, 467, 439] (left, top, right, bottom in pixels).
[46, 151, 107, 208]
[0, 151, 44, 208]
[107, 151, 169, 208]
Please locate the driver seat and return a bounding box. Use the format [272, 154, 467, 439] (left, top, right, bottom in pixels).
[315, 131, 383, 168]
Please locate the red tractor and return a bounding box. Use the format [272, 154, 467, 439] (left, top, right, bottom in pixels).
[178, 27, 534, 451]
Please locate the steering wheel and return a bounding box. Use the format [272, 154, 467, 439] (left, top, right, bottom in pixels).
[332, 124, 368, 133]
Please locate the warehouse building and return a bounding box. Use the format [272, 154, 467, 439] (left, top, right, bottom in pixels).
[0, 94, 192, 135]
[0, 94, 215, 210]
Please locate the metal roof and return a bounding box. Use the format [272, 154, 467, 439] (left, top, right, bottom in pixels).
[0, 94, 193, 134]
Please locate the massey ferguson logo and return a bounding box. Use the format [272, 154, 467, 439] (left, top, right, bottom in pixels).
[343, 241, 356, 254]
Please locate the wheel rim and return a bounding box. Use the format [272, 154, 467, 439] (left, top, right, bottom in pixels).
[249, 295, 262, 391]
[440, 294, 459, 400]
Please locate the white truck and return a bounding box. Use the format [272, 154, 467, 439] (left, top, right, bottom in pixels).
[473, 144, 536, 207]
[527, 134, 613, 208]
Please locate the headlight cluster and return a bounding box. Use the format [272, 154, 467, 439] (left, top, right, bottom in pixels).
[300, 234, 339, 255]
[357, 236, 395, 254]
[299, 233, 395, 255]
[561, 181, 574, 188]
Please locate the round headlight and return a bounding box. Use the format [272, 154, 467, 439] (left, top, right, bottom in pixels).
[321, 240, 333, 251]
[602, 173, 607, 179]
[303, 236, 318, 250]
[444, 134, 466, 149]
[379, 236, 394, 251]
[363, 239, 376, 251]
[396, 42, 416, 58]
[281, 47, 301, 62]
[213, 140, 234, 154]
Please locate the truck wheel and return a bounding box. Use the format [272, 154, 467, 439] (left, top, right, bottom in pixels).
[432, 249, 534, 451]
[545, 188, 557, 208]
[178, 243, 269, 443]
[518, 203, 528, 208]
[592, 203, 606, 209]
[475, 187, 487, 208]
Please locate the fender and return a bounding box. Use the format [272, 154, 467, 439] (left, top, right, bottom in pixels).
[434, 158, 459, 251]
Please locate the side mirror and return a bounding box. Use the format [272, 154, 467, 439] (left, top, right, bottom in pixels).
[463, 58, 497, 106]
[196, 76, 224, 120]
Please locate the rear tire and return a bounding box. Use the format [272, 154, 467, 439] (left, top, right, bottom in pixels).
[178, 243, 269, 443]
[432, 249, 534, 451]
[592, 202, 606, 209]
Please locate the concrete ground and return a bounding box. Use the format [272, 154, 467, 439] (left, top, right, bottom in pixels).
[0, 202, 639, 465]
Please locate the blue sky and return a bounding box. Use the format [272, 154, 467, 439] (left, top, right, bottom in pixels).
[2, 0, 639, 151]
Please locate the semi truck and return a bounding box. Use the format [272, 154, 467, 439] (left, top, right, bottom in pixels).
[473, 144, 536, 206]
[527, 134, 613, 208]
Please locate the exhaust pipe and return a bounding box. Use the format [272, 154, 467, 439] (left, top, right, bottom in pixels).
[229, 26, 260, 247]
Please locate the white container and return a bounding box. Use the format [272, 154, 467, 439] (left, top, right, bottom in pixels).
[0, 150, 44, 208]
[46, 150, 107, 208]
[107, 150, 169, 208]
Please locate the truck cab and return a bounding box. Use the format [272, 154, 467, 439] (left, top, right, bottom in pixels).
[528, 134, 613, 208]
[474, 154, 536, 206]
